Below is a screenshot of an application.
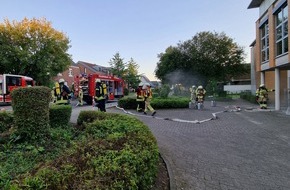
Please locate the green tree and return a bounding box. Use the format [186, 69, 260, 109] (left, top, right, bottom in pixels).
[155, 31, 247, 87]
[108, 52, 126, 78]
[0, 17, 72, 86]
[124, 58, 140, 90]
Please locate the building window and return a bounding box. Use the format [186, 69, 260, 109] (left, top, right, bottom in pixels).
[68, 68, 73, 77]
[275, 4, 288, 56]
[260, 21, 269, 63]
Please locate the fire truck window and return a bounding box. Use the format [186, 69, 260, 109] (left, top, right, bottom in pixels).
[26, 80, 33, 86]
[0, 82, 2, 94]
[6, 76, 21, 86]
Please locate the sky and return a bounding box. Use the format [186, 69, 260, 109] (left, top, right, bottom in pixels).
[0, 0, 259, 81]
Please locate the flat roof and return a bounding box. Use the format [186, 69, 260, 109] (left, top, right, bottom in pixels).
[248, 0, 264, 9]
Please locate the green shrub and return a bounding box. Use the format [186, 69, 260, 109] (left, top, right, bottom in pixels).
[11, 86, 51, 142]
[77, 110, 107, 125]
[11, 112, 159, 190]
[118, 97, 138, 109]
[124, 88, 129, 96]
[159, 84, 171, 98]
[240, 91, 257, 104]
[151, 97, 189, 108]
[49, 105, 72, 128]
[0, 111, 14, 133]
[119, 96, 189, 109]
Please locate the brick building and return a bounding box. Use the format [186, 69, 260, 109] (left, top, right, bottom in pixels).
[54, 61, 111, 88]
[248, 0, 290, 110]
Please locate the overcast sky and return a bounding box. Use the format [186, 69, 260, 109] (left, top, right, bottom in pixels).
[0, 0, 259, 80]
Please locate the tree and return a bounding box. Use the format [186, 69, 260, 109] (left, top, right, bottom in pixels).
[108, 52, 126, 78]
[155, 31, 247, 87]
[124, 58, 140, 89]
[0, 17, 72, 86]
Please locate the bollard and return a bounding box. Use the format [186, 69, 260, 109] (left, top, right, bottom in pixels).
[211, 100, 216, 107]
[197, 103, 201, 110]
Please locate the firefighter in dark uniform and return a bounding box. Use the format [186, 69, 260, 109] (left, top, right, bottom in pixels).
[94, 79, 106, 112]
[54, 78, 71, 105]
[136, 82, 145, 112]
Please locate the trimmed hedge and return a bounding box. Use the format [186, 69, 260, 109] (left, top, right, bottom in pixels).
[49, 105, 72, 128]
[11, 86, 51, 142]
[77, 110, 108, 125]
[240, 91, 257, 104]
[11, 111, 159, 190]
[0, 110, 14, 133]
[118, 96, 189, 109]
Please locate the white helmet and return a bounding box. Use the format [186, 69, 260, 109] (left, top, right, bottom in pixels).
[192, 85, 196, 89]
[59, 78, 65, 83]
[138, 82, 144, 87]
[96, 79, 101, 83]
[260, 84, 265, 88]
[198, 85, 203, 89]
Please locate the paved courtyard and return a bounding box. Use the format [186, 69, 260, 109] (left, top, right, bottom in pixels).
[71, 99, 290, 190]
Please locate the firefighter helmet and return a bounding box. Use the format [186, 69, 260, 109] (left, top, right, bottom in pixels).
[59, 78, 65, 83]
[96, 79, 101, 83]
[138, 82, 144, 87]
[197, 85, 203, 89]
[260, 84, 265, 88]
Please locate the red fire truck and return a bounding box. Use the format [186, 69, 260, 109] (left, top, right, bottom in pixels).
[0, 74, 34, 103]
[74, 73, 124, 105]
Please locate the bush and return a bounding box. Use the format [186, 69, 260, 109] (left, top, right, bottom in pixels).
[118, 96, 189, 109]
[11, 86, 51, 142]
[240, 91, 257, 104]
[77, 110, 107, 125]
[124, 88, 129, 96]
[158, 84, 170, 98]
[118, 97, 138, 109]
[0, 111, 14, 133]
[11, 112, 159, 190]
[151, 97, 189, 108]
[49, 105, 72, 128]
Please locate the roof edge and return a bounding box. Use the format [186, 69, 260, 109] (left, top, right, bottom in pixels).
[248, 0, 264, 9]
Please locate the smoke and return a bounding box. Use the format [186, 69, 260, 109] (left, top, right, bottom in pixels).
[164, 69, 207, 88]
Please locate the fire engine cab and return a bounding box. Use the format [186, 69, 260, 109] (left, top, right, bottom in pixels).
[74, 73, 124, 105]
[0, 74, 34, 103]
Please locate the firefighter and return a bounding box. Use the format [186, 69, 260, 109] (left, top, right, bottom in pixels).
[94, 79, 106, 112]
[136, 82, 145, 112]
[101, 81, 108, 100]
[71, 82, 75, 99]
[256, 84, 275, 109]
[54, 78, 71, 105]
[195, 85, 206, 103]
[78, 88, 84, 106]
[143, 83, 156, 116]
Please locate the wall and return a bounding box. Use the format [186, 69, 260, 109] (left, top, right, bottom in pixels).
[224, 85, 252, 93]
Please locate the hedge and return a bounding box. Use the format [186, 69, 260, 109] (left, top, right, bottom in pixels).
[118, 96, 189, 109]
[49, 105, 72, 128]
[11, 111, 159, 190]
[11, 86, 51, 142]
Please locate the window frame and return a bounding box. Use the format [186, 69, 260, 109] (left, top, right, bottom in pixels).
[275, 4, 288, 56]
[260, 21, 269, 63]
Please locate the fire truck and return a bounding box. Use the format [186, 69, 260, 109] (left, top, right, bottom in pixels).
[74, 73, 124, 105]
[0, 74, 34, 103]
